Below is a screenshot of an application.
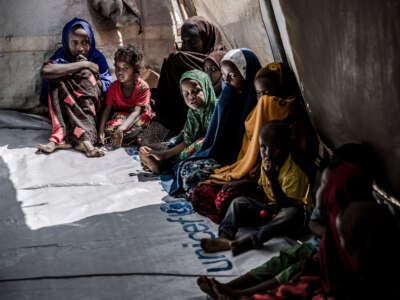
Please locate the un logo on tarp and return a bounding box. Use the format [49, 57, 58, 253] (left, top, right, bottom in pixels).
[160, 198, 194, 216]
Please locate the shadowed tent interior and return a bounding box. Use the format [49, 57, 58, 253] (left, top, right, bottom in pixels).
[0, 0, 399, 299]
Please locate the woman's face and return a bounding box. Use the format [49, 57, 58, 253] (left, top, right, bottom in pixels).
[181, 36, 203, 53]
[68, 28, 90, 58]
[181, 79, 206, 110]
[204, 59, 222, 88]
[115, 61, 135, 84]
[221, 61, 245, 91]
[254, 77, 278, 99]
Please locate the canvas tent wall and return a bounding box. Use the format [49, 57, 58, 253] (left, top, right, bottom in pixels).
[186, 0, 400, 202]
[271, 0, 400, 201]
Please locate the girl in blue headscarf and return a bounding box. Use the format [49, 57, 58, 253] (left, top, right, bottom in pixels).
[162, 48, 262, 198]
[38, 18, 112, 157]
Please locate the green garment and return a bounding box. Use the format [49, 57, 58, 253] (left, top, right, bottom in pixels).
[249, 243, 314, 284]
[180, 70, 218, 146]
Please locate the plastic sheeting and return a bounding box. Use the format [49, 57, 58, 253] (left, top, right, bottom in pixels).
[0, 110, 294, 299]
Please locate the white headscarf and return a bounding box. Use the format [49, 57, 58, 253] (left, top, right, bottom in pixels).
[221, 49, 247, 80]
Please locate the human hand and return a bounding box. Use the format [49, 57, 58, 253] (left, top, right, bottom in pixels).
[139, 146, 164, 161]
[98, 132, 105, 145]
[76, 54, 88, 61]
[82, 61, 99, 74]
[111, 129, 123, 148]
[262, 160, 279, 181]
[139, 146, 153, 155]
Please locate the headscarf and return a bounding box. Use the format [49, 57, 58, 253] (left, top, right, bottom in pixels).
[319, 162, 373, 294]
[181, 16, 226, 54]
[181, 22, 201, 39]
[40, 18, 112, 105]
[204, 50, 227, 97]
[153, 17, 227, 131]
[254, 62, 299, 98]
[221, 49, 247, 79]
[205, 63, 296, 185]
[205, 50, 228, 69]
[179, 70, 218, 146]
[189, 48, 261, 165]
[161, 49, 261, 195]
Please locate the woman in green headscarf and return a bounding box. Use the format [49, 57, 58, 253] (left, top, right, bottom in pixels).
[139, 70, 218, 174]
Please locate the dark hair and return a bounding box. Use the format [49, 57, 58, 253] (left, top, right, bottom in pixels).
[259, 120, 292, 147]
[114, 44, 143, 74]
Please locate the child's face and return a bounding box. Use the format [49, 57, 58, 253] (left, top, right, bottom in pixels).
[115, 61, 135, 84]
[221, 61, 245, 91]
[254, 77, 278, 100]
[204, 59, 222, 88]
[181, 79, 206, 110]
[258, 132, 288, 167]
[181, 36, 203, 53]
[69, 28, 90, 58]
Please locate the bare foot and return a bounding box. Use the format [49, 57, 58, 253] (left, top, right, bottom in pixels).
[210, 278, 239, 300]
[37, 142, 56, 153]
[37, 142, 72, 153]
[74, 143, 85, 152]
[230, 236, 254, 256]
[200, 238, 231, 253]
[75, 141, 104, 157]
[85, 147, 105, 157]
[197, 276, 219, 299]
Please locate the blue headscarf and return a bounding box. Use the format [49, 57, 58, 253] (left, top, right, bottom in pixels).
[40, 18, 112, 105]
[161, 48, 261, 195]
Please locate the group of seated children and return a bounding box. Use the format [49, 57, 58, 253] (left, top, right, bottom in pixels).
[38, 16, 228, 157]
[197, 143, 400, 300]
[38, 16, 400, 299]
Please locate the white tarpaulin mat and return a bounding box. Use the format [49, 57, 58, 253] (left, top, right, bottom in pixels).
[0, 110, 294, 300]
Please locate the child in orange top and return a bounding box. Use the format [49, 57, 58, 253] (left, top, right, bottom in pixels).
[99, 44, 153, 148]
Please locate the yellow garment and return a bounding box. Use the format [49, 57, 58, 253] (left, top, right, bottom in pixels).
[258, 155, 312, 212]
[205, 94, 295, 185]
